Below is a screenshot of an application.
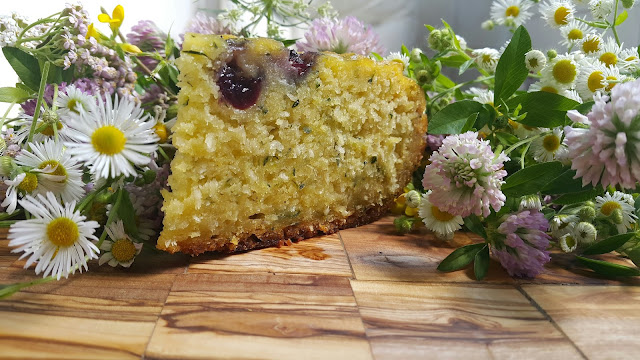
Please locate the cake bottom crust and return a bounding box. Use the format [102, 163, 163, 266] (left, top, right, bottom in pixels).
[162, 202, 392, 255]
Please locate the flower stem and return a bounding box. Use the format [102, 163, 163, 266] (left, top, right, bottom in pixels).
[26, 61, 51, 146]
[611, 0, 621, 46]
[430, 75, 494, 104]
[504, 132, 543, 156]
[0, 275, 57, 299]
[96, 188, 124, 248]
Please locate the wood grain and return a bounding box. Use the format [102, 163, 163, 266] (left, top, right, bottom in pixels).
[145, 273, 372, 360]
[523, 285, 640, 360]
[340, 216, 514, 283]
[350, 280, 583, 360]
[188, 234, 353, 277]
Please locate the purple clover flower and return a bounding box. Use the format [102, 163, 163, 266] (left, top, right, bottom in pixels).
[127, 20, 167, 69]
[492, 210, 551, 278]
[296, 16, 384, 55]
[181, 12, 233, 41]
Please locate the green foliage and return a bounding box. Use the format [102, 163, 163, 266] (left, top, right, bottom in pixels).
[502, 161, 565, 197]
[427, 100, 484, 134]
[2, 47, 42, 91]
[116, 189, 139, 238]
[437, 243, 486, 272]
[576, 256, 640, 277]
[494, 26, 531, 103]
[474, 245, 490, 281]
[463, 215, 487, 239]
[506, 92, 579, 128]
[582, 233, 636, 255]
[0, 87, 32, 104]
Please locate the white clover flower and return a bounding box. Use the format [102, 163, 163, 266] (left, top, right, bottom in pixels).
[589, 0, 615, 19]
[525, 50, 547, 73]
[540, 0, 576, 27]
[531, 127, 569, 163]
[490, 0, 534, 27]
[8, 192, 99, 280]
[576, 59, 622, 99]
[64, 95, 159, 180]
[595, 192, 637, 233]
[472, 47, 500, 73]
[559, 19, 590, 48]
[385, 52, 410, 76]
[541, 53, 580, 87]
[99, 220, 143, 268]
[418, 191, 464, 238]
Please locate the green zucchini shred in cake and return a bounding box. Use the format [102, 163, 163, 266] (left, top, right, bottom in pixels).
[158, 34, 427, 254]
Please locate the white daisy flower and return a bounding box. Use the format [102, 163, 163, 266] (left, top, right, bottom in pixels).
[576, 59, 622, 99]
[466, 87, 494, 105]
[589, 0, 615, 19]
[595, 191, 637, 233]
[541, 53, 580, 87]
[573, 221, 598, 245]
[595, 37, 622, 68]
[618, 48, 640, 72]
[8, 192, 99, 280]
[456, 35, 468, 50]
[525, 50, 547, 72]
[490, 0, 534, 27]
[529, 78, 570, 94]
[14, 108, 71, 144]
[55, 85, 95, 118]
[578, 33, 604, 55]
[550, 214, 579, 238]
[64, 95, 159, 180]
[540, 0, 576, 28]
[14, 139, 84, 204]
[418, 191, 464, 238]
[99, 220, 143, 267]
[559, 19, 590, 48]
[2, 172, 38, 214]
[562, 89, 584, 103]
[519, 194, 543, 211]
[385, 51, 410, 76]
[471, 47, 500, 73]
[559, 233, 578, 252]
[531, 127, 569, 162]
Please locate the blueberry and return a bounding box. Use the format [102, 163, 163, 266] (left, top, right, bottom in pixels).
[217, 63, 263, 110]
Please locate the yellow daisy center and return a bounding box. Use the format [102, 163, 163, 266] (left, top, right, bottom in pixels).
[17, 173, 38, 193]
[552, 59, 577, 84]
[528, 58, 539, 69]
[554, 7, 570, 25]
[91, 126, 126, 155]
[46, 217, 79, 248]
[38, 160, 67, 182]
[582, 38, 601, 53]
[482, 54, 493, 64]
[567, 29, 583, 41]
[564, 235, 576, 248]
[600, 201, 621, 217]
[625, 55, 638, 61]
[605, 75, 618, 91]
[431, 205, 455, 222]
[600, 52, 618, 67]
[508, 119, 520, 129]
[67, 99, 79, 113]
[542, 134, 561, 152]
[540, 86, 558, 94]
[111, 238, 137, 262]
[153, 123, 168, 144]
[505, 6, 520, 17]
[40, 121, 63, 137]
[588, 71, 605, 92]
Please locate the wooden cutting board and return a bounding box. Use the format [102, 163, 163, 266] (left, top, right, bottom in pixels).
[1, 217, 639, 359]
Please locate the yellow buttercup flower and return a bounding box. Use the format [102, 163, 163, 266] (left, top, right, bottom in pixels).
[98, 5, 125, 31]
[120, 43, 142, 54]
[86, 23, 100, 40]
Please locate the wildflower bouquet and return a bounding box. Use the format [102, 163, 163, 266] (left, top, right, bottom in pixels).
[391, 0, 640, 279]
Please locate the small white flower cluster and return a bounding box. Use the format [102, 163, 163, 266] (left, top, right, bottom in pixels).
[0, 13, 47, 48]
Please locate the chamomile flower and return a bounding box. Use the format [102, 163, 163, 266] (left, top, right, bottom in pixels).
[573, 221, 598, 245]
[595, 192, 637, 233]
[596, 38, 622, 68]
[525, 50, 547, 73]
[385, 52, 410, 76]
[550, 214, 579, 238]
[472, 47, 500, 73]
[418, 191, 464, 239]
[540, 0, 576, 28]
[619, 48, 640, 71]
[579, 33, 603, 54]
[99, 220, 143, 267]
[559, 233, 578, 252]
[8, 192, 99, 279]
[64, 95, 159, 180]
[559, 19, 590, 48]
[2, 172, 38, 214]
[466, 87, 494, 105]
[541, 53, 580, 87]
[490, 0, 534, 27]
[562, 89, 584, 103]
[55, 85, 95, 117]
[589, 0, 615, 19]
[14, 108, 71, 144]
[576, 59, 622, 99]
[531, 127, 568, 162]
[529, 78, 569, 94]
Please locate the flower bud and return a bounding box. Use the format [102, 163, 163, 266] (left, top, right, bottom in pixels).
[574, 222, 598, 245]
[481, 20, 495, 31]
[427, 29, 454, 52]
[578, 205, 597, 222]
[609, 208, 624, 225]
[405, 190, 421, 208]
[410, 48, 423, 63]
[0, 155, 15, 176]
[394, 216, 414, 234]
[547, 49, 558, 60]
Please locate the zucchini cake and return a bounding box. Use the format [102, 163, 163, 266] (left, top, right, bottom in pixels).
[158, 34, 427, 255]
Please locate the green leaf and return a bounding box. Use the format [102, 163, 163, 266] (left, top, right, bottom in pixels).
[506, 91, 579, 128]
[0, 87, 31, 103]
[460, 113, 478, 133]
[369, 52, 384, 61]
[502, 161, 565, 197]
[553, 186, 604, 205]
[116, 189, 139, 237]
[474, 245, 490, 281]
[425, 24, 436, 32]
[542, 168, 592, 195]
[495, 132, 520, 146]
[615, 10, 628, 26]
[458, 58, 475, 75]
[574, 100, 594, 115]
[438, 243, 486, 272]
[428, 100, 483, 134]
[441, 19, 461, 50]
[3, 47, 42, 91]
[439, 54, 469, 68]
[582, 233, 636, 255]
[576, 256, 640, 277]
[628, 247, 640, 267]
[494, 26, 531, 103]
[401, 44, 410, 56]
[281, 39, 298, 47]
[435, 73, 456, 89]
[634, 195, 640, 218]
[463, 214, 487, 239]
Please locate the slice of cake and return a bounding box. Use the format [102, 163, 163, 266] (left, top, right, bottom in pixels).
[158, 34, 427, 255]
